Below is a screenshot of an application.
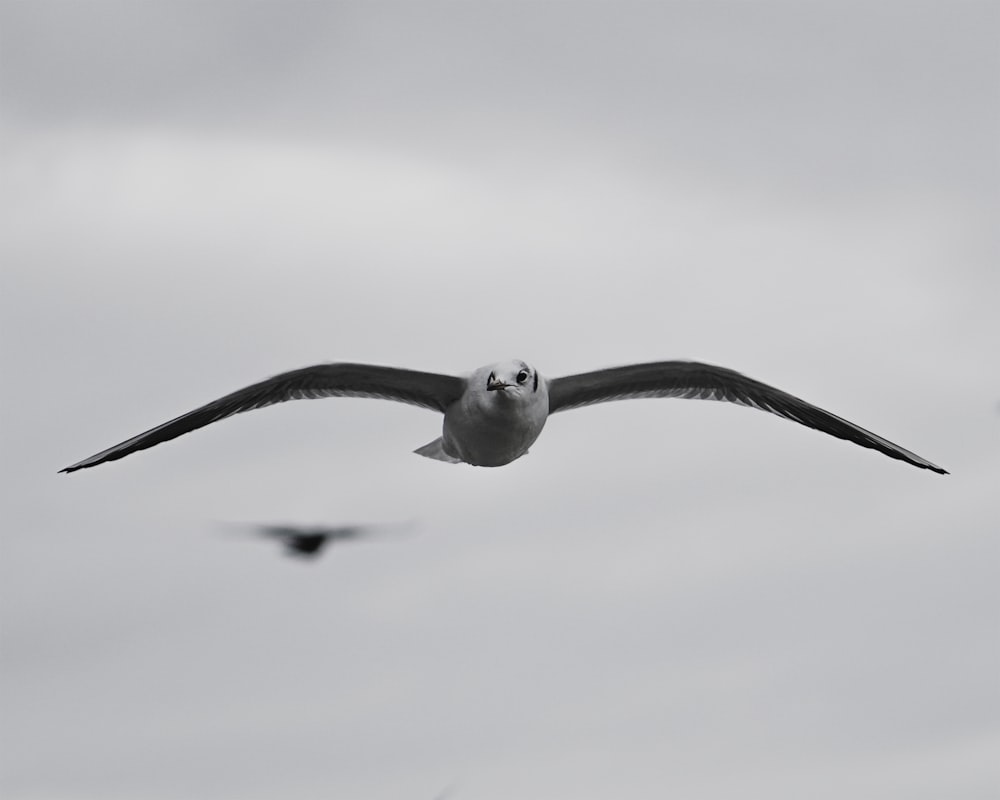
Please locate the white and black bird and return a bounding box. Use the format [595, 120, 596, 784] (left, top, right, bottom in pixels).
[60, 359, 947, 474]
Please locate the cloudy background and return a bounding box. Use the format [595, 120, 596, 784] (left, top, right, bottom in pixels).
[2, 2, 998, 798]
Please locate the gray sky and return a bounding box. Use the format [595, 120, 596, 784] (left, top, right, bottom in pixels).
[2, 2, 998, 799]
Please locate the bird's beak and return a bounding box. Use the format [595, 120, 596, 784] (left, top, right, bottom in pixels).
[487, 378, 510, 392]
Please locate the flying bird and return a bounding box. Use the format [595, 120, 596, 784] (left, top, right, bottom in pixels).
[238, 523, 387, 559]
[60, 359, 947, 474]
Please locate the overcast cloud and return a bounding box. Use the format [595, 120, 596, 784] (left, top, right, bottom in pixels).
[2, 2, 998, 799]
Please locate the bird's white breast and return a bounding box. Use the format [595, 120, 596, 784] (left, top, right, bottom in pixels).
[441, 373, 549, 467]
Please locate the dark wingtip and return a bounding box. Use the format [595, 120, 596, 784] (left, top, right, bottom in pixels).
[916, 459, 948, 475]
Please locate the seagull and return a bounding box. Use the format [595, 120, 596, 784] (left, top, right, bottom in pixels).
[60, 359, 947, 474]
[236, 523, 392, 558]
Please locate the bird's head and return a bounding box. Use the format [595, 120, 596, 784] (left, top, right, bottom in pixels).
[484, 360, 539, 397]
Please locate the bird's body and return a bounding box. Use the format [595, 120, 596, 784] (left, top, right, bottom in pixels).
[432, 360, 549, 466]
[60, 358, 948, 475]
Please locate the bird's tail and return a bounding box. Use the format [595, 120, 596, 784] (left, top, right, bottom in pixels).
[413, 437, 462, 463]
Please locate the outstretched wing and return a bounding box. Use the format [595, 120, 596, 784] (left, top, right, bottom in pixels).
[61, 363, 465, 473]
[547, 361, 947, 474]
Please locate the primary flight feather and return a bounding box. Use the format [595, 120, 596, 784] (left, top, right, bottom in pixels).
[60, 359, 947, 474]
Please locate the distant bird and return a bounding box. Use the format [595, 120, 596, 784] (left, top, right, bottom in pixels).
[60, 359, 947, 474]
[237, 522, 406, 559]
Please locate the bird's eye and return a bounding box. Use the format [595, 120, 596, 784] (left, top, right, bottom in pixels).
[487, 372, 496, 384]
[516, 370, 529, 384]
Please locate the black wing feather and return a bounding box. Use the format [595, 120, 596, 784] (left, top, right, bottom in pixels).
[548, 361, 947, 474]
[61, 363, 464, 473]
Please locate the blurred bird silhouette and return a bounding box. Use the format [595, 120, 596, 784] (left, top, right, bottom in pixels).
[233, 521, 412, 559]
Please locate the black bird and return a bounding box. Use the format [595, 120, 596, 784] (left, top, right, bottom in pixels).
[236, 521, 411, 559]
[258, 524, 364, 557]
